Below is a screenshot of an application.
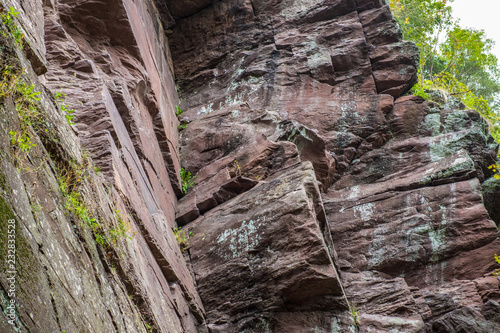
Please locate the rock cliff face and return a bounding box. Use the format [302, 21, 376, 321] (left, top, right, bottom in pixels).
[1, 0, 202, 331]
[0, 0, 499, 332]
[169, 0, 500, 331]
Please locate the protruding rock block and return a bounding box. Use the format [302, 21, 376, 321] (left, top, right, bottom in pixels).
[185, 163, 349, 331]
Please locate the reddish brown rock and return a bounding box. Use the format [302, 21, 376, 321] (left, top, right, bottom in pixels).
[0, 0, 207, 331]
[185, 163, 353, 331]
[170, 0, 500, 332]
[2, 0, 500, 331]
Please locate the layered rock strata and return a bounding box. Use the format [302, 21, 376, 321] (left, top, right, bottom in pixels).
[1, 0, 205, 331]
[168, 0, 500, 331]
[0, 0, 499, 332]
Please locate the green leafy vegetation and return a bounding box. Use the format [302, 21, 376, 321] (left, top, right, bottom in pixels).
[110, 210, 132, 245]
[0, 5, 24, 100]
[57, 161, 98, 227]
[495, 254, 500, 276]
[175, 105, 184, 116]
[9, 130, 35, 153]
[350, 303, 359, 326]
[0, 64, 22, 98]
[176, 106, 189, 131]
[180, 167, 197, 194]
[390, 0, 500, 138]
[173, 227, 193, 253]
[54, 92, 76, 125]
[7, 81, 46, 165]
[14, 81, 43, 129]
[0, 6, 24, 49]
[57, 160, 131, 248]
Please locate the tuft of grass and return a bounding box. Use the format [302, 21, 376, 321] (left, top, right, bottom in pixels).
[350, 303, 359, 326]
[109, 210, 132, 245]
[57, 160, 132, 248]
[15, 81, 42, 127]
[173, 227, 193, 253]
[0, 6, 24, 49]
[180, 167, 197, 194]
[57, 160, 107, 246]
[8, 81, 47, 166]
[54, 91, 76, 125]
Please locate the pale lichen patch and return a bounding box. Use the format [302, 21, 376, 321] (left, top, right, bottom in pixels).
[216, 218, 265, 259]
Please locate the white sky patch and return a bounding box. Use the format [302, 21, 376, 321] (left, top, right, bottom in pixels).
[451, 0, 500, 61]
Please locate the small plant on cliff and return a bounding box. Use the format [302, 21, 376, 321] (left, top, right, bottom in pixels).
[58, 162, 95, 226]
[144, 322, 153, 333]
[0, 65, 22, 98]
[9, 130, 35, 153]
[350, 303, 359, 326]
[176, 106, 190, 131]
[57, 161, 109, 247]
[494, 254, 500, 276]
[173, 227, 192, 253]
[8, 81, 46, 165]
[15, 81, 43, 127]
[180, 167, 197, 194]
[54, 92, 76, 125]
[0, 6, 25, 99]
[232, 160, 242, 177]
[175, 105, 184, 116]
[109, 209, 132, 245]
[0, 6, 24, 49]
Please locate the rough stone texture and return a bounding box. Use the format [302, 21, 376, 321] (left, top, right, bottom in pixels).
[0, 0, 206, 331]
[165, 0, 215, 18]
[186, 162, 352, 332]
[41, 0, 208, 329]
[169, 0, 500, 331]
[4, 0, 47, 74]
[1, 0, 500, 332]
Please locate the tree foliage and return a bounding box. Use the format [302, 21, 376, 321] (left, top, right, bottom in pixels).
[389, 0, 500, 136]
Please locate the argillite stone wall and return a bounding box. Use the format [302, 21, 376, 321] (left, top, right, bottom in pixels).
[167, 0, 500, 331]
[0, 0, 499, 332]
[0, 0, 205, 331]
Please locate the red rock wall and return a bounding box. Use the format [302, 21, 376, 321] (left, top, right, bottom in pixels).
[0, 0, 206, 331]
[167, 0, 500, 332]
[1, 0, 500, 332]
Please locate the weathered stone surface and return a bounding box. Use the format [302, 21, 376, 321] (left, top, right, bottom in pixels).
[0, 0, 206, 331]
[322, 97, 500, 331]
[169, 0, 500, 331]
[2, 0, 500, 331]
[5, 0, 47, 74]
[165, 0, 215, 18]
[185, 162, 351, 331]
[427, 306, 500, 333]
[41, 0, 209, 328]
[170, 0, 417, 116]
[482, 177, 500, 226]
